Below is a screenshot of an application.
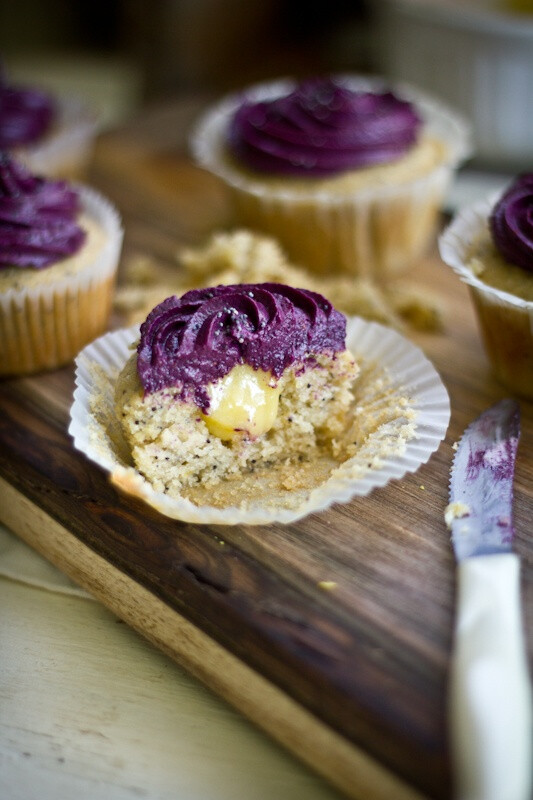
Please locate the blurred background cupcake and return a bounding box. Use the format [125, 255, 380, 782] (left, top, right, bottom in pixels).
[439, 173, 533, 398]
[0, 64, 99, 180]
[0, 152, 123, 375]
[190, 74, 470, 280]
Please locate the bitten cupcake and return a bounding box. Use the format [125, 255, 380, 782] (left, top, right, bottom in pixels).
[0, 153, 123, 376]
[439, 173, 533, 398]
[71, 285, 451, 523]
[0, 67, 98, 179]
[114, 283, 359, 507]
[191, 75, 470, 279]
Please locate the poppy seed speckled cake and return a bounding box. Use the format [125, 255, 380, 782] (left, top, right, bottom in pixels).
[115, 283, 359, 502]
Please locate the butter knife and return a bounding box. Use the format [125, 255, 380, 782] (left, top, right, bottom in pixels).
[447, 398, 532, 800]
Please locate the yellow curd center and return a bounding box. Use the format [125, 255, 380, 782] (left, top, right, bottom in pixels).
[201, 364, 281, 440]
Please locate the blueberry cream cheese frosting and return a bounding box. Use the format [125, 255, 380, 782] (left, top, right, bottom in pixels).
[0, 152, 105, 293]
[0, 151, 85, 270]
[489, 173, 533, 275]
[227, 77, 422, 176]
[115, 283, 360, 503]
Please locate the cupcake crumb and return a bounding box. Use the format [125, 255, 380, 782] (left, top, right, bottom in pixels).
[444, 501, 471, 529]
[114, 229, 444, 333]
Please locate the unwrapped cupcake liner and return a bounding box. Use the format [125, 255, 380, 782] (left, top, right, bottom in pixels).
[16, 95, 99, 180]
[69, 316, 450, 526]
[0, 184, 124, 375]
[439, 195, 533, 397]
[190, 75, 471, 277]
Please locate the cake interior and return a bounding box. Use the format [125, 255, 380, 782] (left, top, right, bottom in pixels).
[114, 349, 358, 507]
[85, 339, 416, 514]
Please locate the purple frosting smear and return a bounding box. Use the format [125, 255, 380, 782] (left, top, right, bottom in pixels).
[489, 173, 533, 273]
[227, 77, 422, 176]
[0, 69, 56, 148]
[137, 283, 347, 409]
[0, 152, 86, 270]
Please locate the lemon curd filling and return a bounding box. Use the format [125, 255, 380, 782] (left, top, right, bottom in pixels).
[200, 364, 281, 440]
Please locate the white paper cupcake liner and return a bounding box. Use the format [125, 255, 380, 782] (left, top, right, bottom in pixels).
[69, 316, 450, 526]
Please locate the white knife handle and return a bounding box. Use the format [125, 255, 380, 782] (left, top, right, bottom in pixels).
[450, 553, 532, 800]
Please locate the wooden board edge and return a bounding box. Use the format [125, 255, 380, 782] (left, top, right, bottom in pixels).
[0, 476, 425, 800]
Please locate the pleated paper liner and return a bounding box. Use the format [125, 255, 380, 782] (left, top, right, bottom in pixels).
[69, 316, 450, 525]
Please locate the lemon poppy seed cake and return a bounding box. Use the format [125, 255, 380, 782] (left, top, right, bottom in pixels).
[115, 283, 358, 502]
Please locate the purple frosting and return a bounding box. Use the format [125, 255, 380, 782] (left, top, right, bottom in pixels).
[0, 152, 86, 269]
[489, 173, 533, 273]
[137, 283, 346, 409]
[0, 69, 56, 148]
[227, 77, 422, 176]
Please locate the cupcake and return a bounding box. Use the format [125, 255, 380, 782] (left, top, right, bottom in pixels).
[439, 173, 533, 398]
[0, 67, 98, 180]
[114, 283, 359, 506]
[71, 300, 451, 524]
[191, 75, 470, 279]
[0, 153, 123, 376]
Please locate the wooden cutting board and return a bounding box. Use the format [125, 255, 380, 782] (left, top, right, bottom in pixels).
[1, 98, 532, 800]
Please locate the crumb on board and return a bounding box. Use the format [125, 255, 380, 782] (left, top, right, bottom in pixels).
[317, 581, 338, 591]
[113, 229, 445, 333]
[444, 501, 471, 529]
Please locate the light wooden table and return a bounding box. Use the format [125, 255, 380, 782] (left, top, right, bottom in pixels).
[0, 524, 342, 800]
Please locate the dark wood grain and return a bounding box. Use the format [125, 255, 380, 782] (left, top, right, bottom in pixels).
[1, 97, 532, 800]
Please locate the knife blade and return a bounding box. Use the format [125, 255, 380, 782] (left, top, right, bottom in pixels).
[446, 398, 532, 800]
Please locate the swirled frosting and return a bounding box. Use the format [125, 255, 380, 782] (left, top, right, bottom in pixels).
[227, 77, 422, 176]
[137, 283, 346, 408]
[0, 70, 56, 148]
[0, 152, 85, 269]
[489, 173, 533, 273]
